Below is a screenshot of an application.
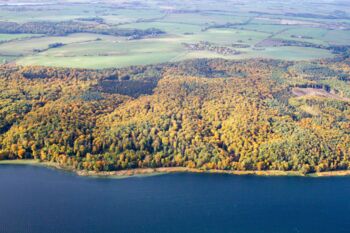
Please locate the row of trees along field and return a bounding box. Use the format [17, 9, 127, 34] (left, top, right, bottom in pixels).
[0, 59, 349, 174]
[0, 20, 165, 37]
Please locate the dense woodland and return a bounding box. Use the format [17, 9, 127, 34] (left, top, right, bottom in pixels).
[0, 20, 165, 38]
[0, 58, 349, 174]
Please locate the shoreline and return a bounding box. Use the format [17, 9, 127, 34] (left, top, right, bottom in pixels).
[1, 159, 350, 178]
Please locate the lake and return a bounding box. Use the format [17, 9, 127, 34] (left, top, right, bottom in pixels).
[0, 165, 349, 233]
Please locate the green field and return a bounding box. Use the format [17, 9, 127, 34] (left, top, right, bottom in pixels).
[102, 9, 165, 24]
[161, 13, 249, 25]
[0, 4, 98, 23]
[0, 33, 42, 42]
[0, 159, 40, 165]
[237, 24, 292, 33]
[118, 22, 203, 35]
[0, 33, 111, 56]
[323, 30, 350, 45]
[272, 28, 331, 46]
[18, 53, 180, 69]
[0, 0, 348, 68]
[185, 28, 270, 45]
[245, 46, 333, 60]
[0, 55, 17, 64]
[17, 37, 334, 68]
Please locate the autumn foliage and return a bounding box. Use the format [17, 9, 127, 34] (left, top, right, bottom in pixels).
[0, 59, 349, 174]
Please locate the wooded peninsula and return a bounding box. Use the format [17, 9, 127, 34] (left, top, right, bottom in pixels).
[0, 58, 349, 175]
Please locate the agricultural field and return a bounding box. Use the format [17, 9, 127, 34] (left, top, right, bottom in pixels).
[0, 33, 41, 42]
[322, 30, 350, 45]
[117, 22, 203, 35]
[0, 33, 105, 55]
[161, 13, 249, 25]
[0, 55, 17, 64]
[0, 0, 349, 68]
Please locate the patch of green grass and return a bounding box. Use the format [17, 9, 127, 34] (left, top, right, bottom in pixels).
[237, 24, 291, 33]
[0, 33, 42, 42]
[0, 55, 18, 64]
[247, 46, 334, 60]
[0, 159, 40, 165]
[38, 37, 183, 56]
[102, 9, 165, 24]
[162, 13, 248, 25]
[249, 17, 281, 25]
[16, 36, 185, 68]
[185, 28, 270, 45]
[323, 30, 350, 45]
[0, 5, 98, 23]
[17, 52, 181, 69]
[177, 46, 333, 61]
[272, 28, 330, 45]
[118, 22, 203, 35]
[0, 33, 109, 56]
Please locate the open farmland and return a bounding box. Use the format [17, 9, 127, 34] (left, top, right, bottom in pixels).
[0, 33, 108, 55]
[0, 0, 349, 68]
[0, 33, 42, 42]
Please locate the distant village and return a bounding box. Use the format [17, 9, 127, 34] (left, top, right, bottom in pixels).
[182, 41, 241, 56]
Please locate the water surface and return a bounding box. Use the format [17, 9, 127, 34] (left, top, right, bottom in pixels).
[0, 165, 349, 233]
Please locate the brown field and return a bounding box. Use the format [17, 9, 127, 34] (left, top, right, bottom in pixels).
[292, 87, 350, 101]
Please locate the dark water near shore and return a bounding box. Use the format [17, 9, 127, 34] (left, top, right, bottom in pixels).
[0, 165, 350, 233]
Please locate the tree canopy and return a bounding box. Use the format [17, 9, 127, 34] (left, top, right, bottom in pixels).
[0, 58, 349, 174]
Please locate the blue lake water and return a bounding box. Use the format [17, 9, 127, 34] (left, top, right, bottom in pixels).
[0, 165, 349, 233]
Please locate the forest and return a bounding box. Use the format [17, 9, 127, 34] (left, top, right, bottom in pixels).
[0, 57, 349, 174]
[0, 20, 165, 38]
